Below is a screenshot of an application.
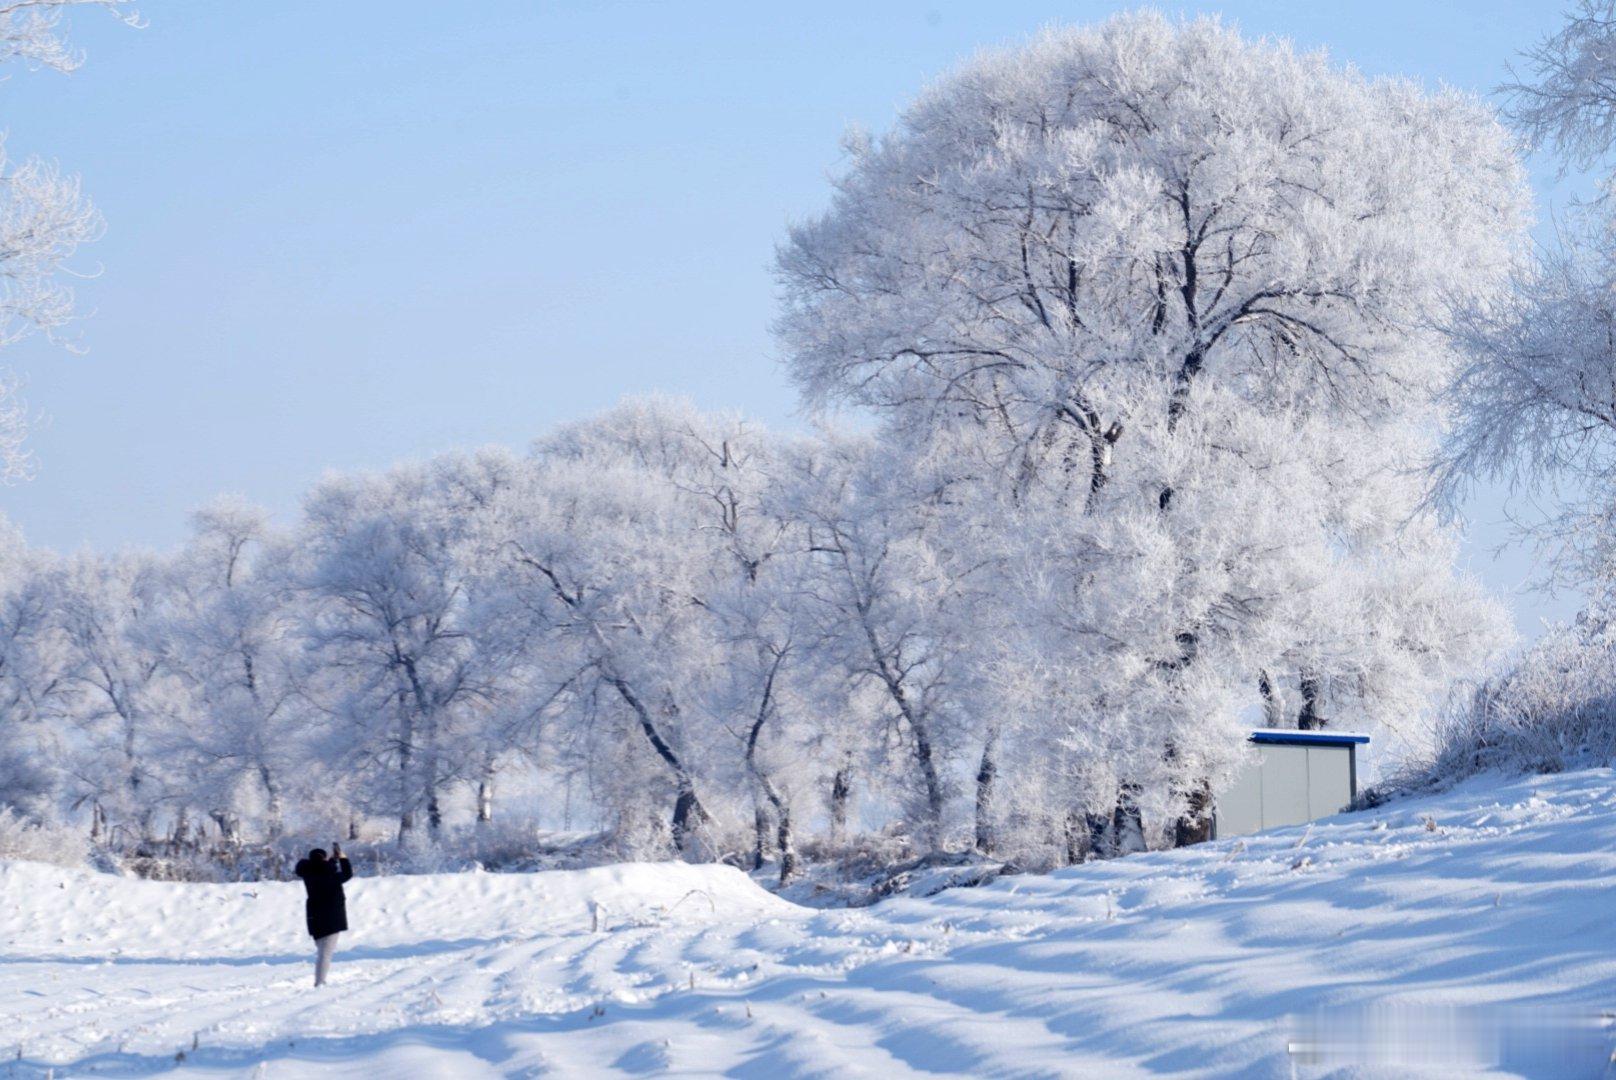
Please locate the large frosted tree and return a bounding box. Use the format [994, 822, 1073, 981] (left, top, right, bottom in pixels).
[777, 13, 1526, 845]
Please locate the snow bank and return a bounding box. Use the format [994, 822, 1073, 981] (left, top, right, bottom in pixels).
[5, 771, 1616, 1076]
[0, 860, 789, 959]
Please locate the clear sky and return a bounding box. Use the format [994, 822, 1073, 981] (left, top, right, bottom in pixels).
[0, 0, 1586, 636]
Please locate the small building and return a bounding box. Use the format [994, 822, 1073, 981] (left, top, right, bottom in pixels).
[1213, 728, 1370, 839]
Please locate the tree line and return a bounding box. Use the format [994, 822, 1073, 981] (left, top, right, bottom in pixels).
[0, 13, 1545, 876]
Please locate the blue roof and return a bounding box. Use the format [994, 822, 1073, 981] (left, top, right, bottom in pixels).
[1248, 728, 1370, 747]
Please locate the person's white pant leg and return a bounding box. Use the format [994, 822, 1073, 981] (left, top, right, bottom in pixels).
[314, 932, 340, 987]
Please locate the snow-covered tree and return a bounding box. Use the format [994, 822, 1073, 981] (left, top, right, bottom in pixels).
[776, 13, 1526, 847]
[779, 433, 986, 852]
[297, 449, 526, 840]
[1499, 0, 1616, 173]
[0, 520, 68, 816]
[0, 1, 138, 73]
[778, 15, 1523, 466]
[659, 410, 813, 878]
[0, 0, 140, 480]
[0, 11, 1541, 877]
[1435, 0, 1616, 579]
[1418, 1, 1616, 788]
[51, 550, 184, 840]
[498, 403, 743, 858]
[159, 499, 310, 840]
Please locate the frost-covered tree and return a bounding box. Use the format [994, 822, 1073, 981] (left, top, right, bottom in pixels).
[0, 0, 140, 480]
[0, 1, 138, 72]
[159, 499, 310, 840]
[1436, 1, 1616, 583]
[0, 12, 1543, 875]
[0, 520, 67, 816]
[777, 13, 1526, 847]
[663, 412, 814, 878]
[297, 449, 526, 840]
[778, 15, 1523, 469]
[1441, 0, 1616, 572]
[51, 550, 184, 840]
[779, 433, 986, 852]
[1421, 1, 1616, 785]
[498, 403, 744, 858]
[1500, 0, 1616, 173]
[1440, 197, 1616, 582]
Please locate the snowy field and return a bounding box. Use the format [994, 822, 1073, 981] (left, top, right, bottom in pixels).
[4, 771, 1616, 1078]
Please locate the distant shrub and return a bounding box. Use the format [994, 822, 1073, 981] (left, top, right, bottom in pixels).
[332, 821, 614, 877]
[0, 809, 87, 868]
[461, 819, 604, 872]
[1392, 608, 1616, 792]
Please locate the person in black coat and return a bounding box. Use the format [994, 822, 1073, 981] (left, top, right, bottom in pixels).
[293, 842, 353, 987]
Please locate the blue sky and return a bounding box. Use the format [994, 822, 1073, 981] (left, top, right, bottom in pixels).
[0, 0, 1586, 635]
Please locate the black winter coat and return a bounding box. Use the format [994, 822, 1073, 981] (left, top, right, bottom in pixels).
[293, 856, 353, 939]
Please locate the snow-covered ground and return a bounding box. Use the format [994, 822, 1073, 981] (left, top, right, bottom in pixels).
[5, 770, 1616, 1078]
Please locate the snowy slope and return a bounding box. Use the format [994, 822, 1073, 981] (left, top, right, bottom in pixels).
[4, 770, 1616, 1078]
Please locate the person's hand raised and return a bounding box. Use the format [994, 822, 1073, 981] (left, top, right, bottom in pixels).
[331, 840, 343, 860]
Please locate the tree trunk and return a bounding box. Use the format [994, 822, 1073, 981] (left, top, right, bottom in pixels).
[740, 655, 797, 883]
[427, 787, 443, 832]
[1087, 418, 1123, 501]
[1112, 783, 1146, 855]
[209, 809, 240, 844]
[607, 676, 710, 856]
[1297, 673, 1325, 730]
[477, 774, 494, 824]
[1166, 738, 1215, 848]
[172, 805, 190, 850]
[861, 618, 945, 847]
[422, 712, 442, 833]
[1173, 779, 1214, 847]
[122, 708, 141, 801]
[830, 759, 853, 842]
[1085, 810, 1109, 860]
[776, 804, 798, 884]
[670, 784, 710, 855]
[743, 659, 781, 873]
[1061, 809, 1090, 864]
[1258, 670, 1286, 727]
[1058, 806, 1111, 861]
[398, 653, 443, 834]
[259, 764, 283, 839]
[120, 703, 148, 841]
[752, 802, 771, 871]
[397, 697, 416, 841]
[974, 731, 999, 855]
[899, 703, 945, 845]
